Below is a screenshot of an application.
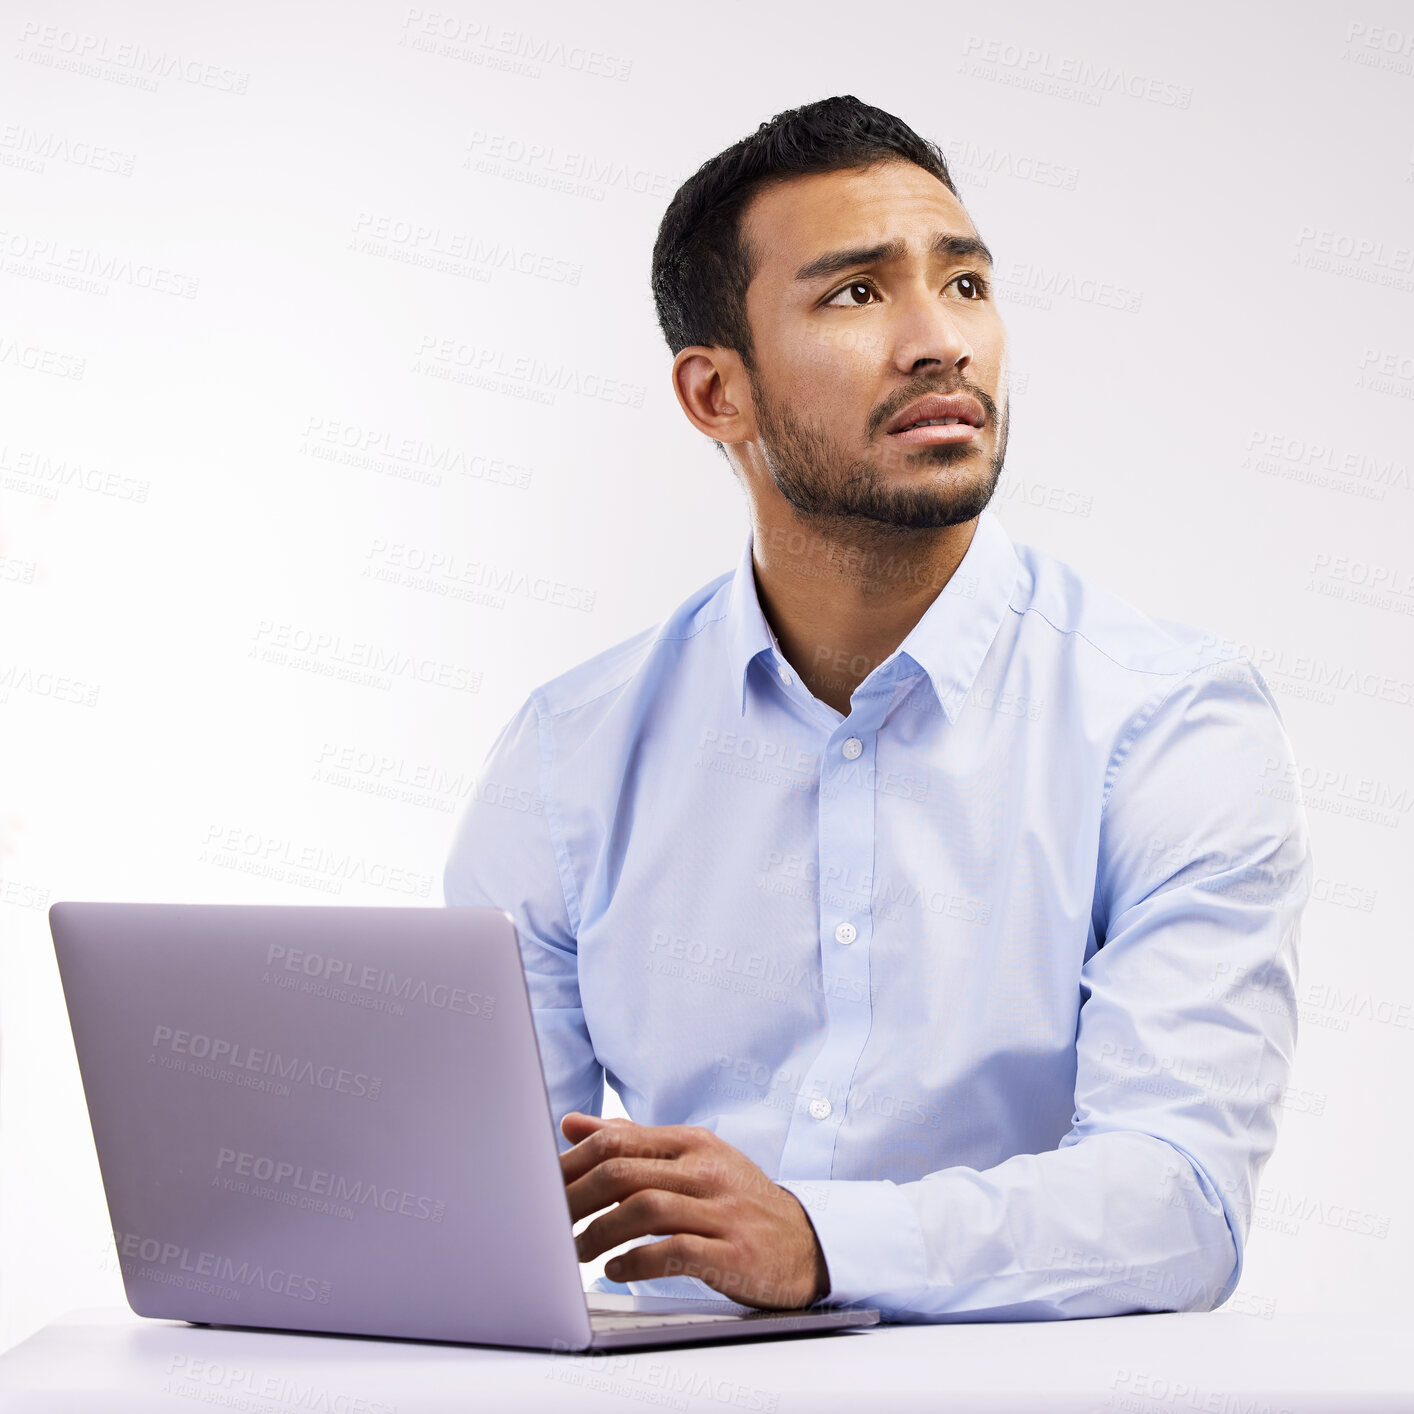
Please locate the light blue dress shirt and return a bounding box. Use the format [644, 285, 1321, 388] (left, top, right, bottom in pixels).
[442, 508, 1312, 1321]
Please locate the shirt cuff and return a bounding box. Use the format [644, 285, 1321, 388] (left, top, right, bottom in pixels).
[778, 1177, 926, 1309]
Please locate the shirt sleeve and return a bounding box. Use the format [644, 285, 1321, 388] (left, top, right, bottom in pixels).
[442, 691, 603, 1152]
[779, 657, 1314, 1321]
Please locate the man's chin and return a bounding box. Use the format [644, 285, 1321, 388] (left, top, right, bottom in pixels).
[856, 468, 1001, 530]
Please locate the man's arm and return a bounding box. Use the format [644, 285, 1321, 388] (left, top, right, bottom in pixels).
[772, 656, 1313, 1320]
[559, 657, 1312, 1319]
[442, 693, 603, 1150]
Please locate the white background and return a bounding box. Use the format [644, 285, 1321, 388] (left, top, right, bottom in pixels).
[2, 0, 1411, 1353]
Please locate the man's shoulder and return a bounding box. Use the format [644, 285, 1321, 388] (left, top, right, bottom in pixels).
[525, 565, 736, 721]
[1007, 534, 1232, 686]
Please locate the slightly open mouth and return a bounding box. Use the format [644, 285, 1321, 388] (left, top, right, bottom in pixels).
[887, 420, 980, 444]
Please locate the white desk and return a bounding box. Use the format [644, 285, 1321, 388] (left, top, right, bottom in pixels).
[0, 1307, 1409, 1413]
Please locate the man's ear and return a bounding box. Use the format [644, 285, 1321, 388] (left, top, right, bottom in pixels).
[671, 346, 754, 447]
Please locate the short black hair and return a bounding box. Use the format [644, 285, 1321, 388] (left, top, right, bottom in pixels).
[650, 95, 960, 374]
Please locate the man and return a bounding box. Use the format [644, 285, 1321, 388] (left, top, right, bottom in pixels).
[443, 95, 1312, 1321]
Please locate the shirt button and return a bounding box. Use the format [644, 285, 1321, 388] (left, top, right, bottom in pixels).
[842, 737, 863, 759]
[778, 664, 793, 685]
[808, 1097, 832, 1120]
[834, 922, 857, 945]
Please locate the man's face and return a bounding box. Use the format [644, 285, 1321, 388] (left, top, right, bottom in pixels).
[737, 160, 1009, 532]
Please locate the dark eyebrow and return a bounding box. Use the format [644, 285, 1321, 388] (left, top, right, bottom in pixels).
[793, 231, 995, 285]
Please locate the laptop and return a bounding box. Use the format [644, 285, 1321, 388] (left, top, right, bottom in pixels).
[48, 901, 879, 1351]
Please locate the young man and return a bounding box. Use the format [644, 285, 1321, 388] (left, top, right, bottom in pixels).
[443, 96, 1312, 1321]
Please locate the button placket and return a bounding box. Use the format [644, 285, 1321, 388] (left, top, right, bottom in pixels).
[777, 708, 883, 1179]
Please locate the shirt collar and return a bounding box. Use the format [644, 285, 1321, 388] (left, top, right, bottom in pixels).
[724, 508, 1020, 723]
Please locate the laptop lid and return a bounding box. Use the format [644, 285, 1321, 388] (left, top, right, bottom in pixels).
[49, 901, 595, 1350]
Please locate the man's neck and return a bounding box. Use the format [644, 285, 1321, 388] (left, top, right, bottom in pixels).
[749, 513, 980, 716]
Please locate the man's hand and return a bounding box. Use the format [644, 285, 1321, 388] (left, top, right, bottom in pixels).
[559, 1112, 830, 1310]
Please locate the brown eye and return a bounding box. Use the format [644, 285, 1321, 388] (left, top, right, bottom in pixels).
[824, 281, 879, 308]
[953, 274, 990, 299]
